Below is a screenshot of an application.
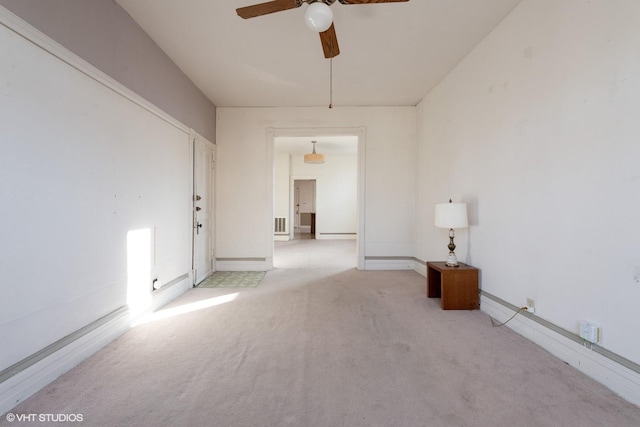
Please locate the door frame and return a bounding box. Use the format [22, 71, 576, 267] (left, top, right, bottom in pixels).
[267, 127, 366, 269]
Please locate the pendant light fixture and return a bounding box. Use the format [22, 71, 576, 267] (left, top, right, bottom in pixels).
[304, 141, 325, 164]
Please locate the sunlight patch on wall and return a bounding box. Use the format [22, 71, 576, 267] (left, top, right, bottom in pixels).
[127, 228, 152, 315]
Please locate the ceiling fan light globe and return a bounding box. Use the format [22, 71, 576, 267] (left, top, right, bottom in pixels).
[304, 2, 333, 32]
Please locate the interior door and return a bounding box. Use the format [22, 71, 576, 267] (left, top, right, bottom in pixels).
[193, 137, 214, 285]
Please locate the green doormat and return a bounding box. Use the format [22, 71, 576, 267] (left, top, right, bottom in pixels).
[197, 271, 265, 288]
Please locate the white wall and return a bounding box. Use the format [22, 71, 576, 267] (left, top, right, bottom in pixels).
[216, 107, 416, 266]
[273, 153, 291, 232]
[290, 154, 358, 238]
[416, 0, 640, 367]
[0, 11, 192, 371]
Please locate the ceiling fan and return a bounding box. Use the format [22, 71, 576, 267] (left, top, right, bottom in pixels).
[236, 0, 410, 59]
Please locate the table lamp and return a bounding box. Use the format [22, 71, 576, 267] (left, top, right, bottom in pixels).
[434, 199, 469, 267]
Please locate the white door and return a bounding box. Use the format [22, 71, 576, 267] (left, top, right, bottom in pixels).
[193, 137, 214, 285]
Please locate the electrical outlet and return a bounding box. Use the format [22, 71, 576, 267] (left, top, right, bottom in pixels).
[526, 298, 535, 314]
[580, 321, 602, 344]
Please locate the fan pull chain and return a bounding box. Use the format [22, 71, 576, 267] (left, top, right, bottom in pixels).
[329, 58, 333, 109]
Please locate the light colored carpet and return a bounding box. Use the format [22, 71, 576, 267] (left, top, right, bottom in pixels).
[2, 239, 639, 426]
[197, 271, 265, 288]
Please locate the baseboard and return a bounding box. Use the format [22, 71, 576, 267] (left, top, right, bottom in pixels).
[0, 307, 130, 415]
[0, 274, 191, 415]
[481, 293, 640, 406]
[151, 274, 191, 310]
[364, 257, 415, 270]
[413, 259, 427, 277]
[216, 258, 269, 272]
[274, 235, 290, 242]
[317, 233, 357, 240]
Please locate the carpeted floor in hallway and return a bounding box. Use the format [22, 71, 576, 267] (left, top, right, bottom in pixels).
[2, 239, 639, 426]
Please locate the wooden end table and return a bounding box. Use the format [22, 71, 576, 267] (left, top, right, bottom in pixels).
[427, 262, 479, 310]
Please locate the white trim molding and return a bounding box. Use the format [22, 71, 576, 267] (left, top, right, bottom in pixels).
[151, 274, 192, 309]
[364, 256, 415, 271]
[0, 6, 190, 136]
[317, 233, 357, 240]
[412, 263, 640, 404]
[0, 276, 191, 415]
[0, 308, 130, 415]
[413, 258, 427, 277]
[481, 292, 640, 406]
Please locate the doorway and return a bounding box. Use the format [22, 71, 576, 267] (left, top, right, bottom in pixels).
[268, 127, 366, 270]
[294, 179, 316, 240]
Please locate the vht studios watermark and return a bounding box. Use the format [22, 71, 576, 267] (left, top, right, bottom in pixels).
[5, 413, 84, 423]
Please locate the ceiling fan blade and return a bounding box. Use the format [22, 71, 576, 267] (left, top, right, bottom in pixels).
[236, 0, 301, 19]
[338, 0, 409, 4]
[320, 23, 340, 59]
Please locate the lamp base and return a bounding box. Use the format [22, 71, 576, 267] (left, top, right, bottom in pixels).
[445, 251, 460, 267]
[445, 228, 460, 267]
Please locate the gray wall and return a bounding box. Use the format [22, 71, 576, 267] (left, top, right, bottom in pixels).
[0, 0, 216, 141]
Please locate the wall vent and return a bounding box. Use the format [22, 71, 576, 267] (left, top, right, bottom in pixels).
[274, 217, 287, 233]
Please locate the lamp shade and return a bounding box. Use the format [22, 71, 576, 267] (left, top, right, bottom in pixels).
[304, 152, 325, 164]
[434, 202, 468, 229]
[304, 141, 325, 164]
[304, 2, 333, 32]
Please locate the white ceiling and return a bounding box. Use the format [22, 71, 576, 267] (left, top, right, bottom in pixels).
[115, 0, 522, 108]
